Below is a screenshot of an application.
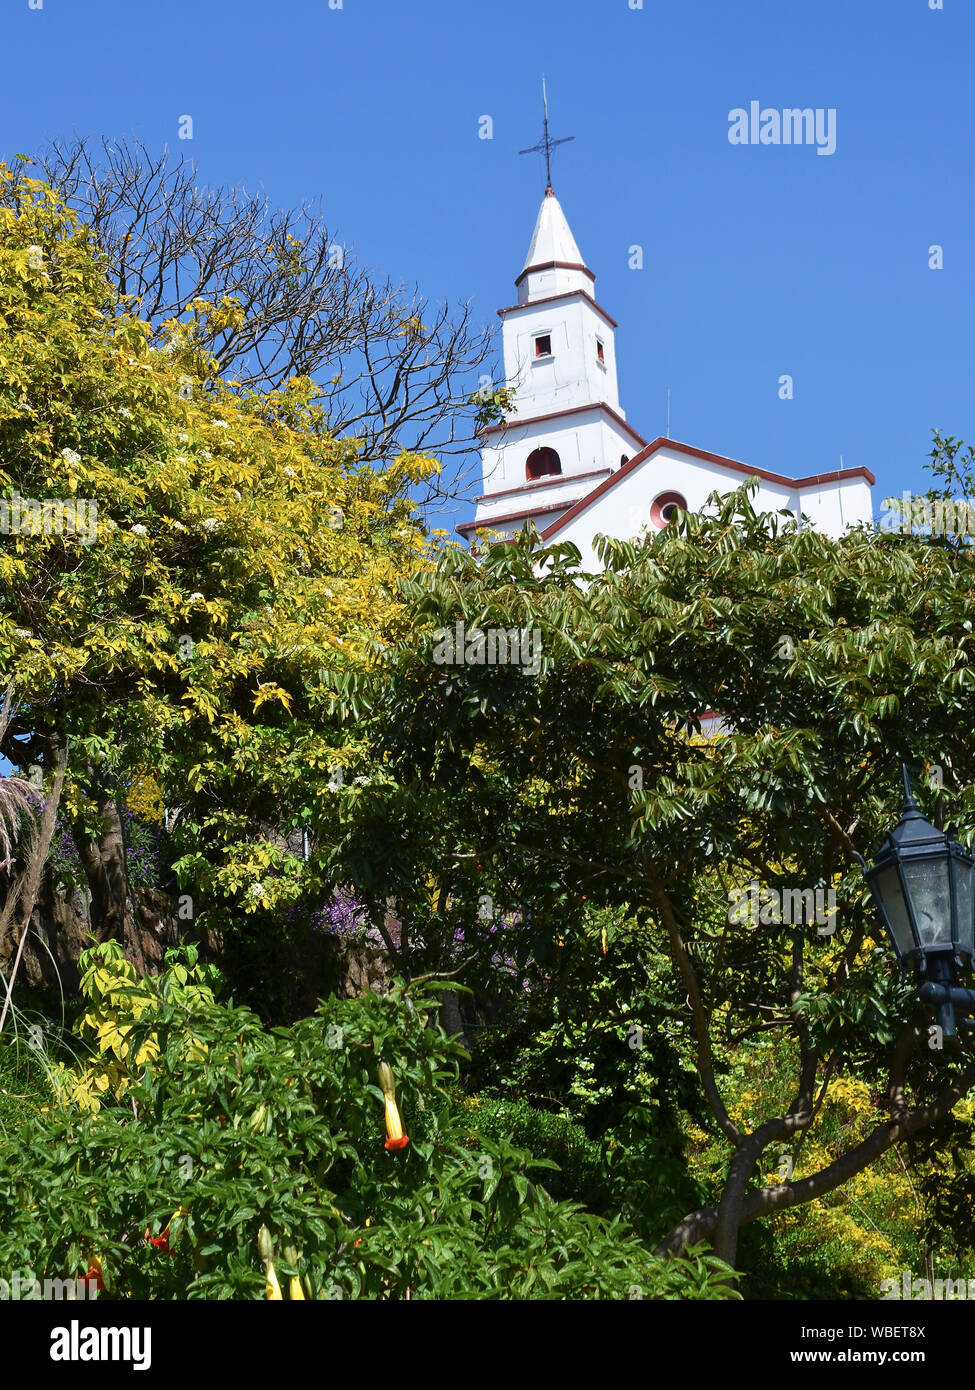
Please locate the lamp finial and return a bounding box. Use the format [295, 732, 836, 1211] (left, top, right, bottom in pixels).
[902, 763, 919, 811]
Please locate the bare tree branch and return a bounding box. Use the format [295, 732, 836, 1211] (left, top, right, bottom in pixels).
[26, 135, 499, 511]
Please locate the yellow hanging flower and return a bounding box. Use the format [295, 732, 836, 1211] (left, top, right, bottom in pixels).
[284, 1245, 305, 1300]
[378, 1061, 409, 1152]
[258, 1224, 282, 1300]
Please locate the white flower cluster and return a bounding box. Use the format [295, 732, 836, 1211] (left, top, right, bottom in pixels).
[61, 448, 81, 468]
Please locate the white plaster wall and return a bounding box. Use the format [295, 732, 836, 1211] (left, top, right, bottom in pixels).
[475, 470, 609, 523]
[795, 477, 873, 532]
[479, 410, 635, 504]
[518, 264, 592, 304]
[502, 297, 621, 417]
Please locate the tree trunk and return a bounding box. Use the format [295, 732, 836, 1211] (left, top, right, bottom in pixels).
[72, 782, 147, 973]
[657, 1058, 975, 1262]
[711, 1118, 789, 1267]
[438, 990, 468, 1047]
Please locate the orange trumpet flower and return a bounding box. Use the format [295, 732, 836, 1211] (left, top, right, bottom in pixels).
[378, 1061, 409, 1151]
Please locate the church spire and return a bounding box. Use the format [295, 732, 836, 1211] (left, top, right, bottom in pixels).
[521, 191, 586, 276]
[458, 101, 644, 551]
[516, 80, 589, 304]
[516, 189, 594, 305]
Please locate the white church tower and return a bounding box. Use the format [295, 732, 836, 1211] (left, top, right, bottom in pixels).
[458, 91, 874, 559]
[458, 184, 647, 544]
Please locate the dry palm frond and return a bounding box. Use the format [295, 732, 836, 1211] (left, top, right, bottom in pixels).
[0, 684, 39, 873]
[0, 741, 67, 1039]
[0, 778, 39, 873]
[0, 681, 69, 1040]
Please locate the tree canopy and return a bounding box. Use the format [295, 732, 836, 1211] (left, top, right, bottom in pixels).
[338, 480, 975, 1263]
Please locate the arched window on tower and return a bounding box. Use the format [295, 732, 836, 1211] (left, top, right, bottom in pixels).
[526, 447, 562, 481]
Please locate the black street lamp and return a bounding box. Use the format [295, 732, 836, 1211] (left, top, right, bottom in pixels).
[856, 767, 975, 1040]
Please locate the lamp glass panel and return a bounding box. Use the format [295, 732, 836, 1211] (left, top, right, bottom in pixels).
[901, 857, 952, 950]
[950, 854, 975, 955]
[871, 864, 916, 958]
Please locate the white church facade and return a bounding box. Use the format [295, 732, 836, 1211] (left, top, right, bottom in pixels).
[458, 185, 874, 567]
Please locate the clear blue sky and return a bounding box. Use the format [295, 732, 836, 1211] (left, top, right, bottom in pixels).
[2, 0, 972, 533]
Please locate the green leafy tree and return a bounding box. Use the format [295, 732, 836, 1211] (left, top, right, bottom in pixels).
[343, 478, 975, 1270]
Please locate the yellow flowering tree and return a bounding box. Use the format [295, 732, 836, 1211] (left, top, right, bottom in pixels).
[0, 164, 435, 966]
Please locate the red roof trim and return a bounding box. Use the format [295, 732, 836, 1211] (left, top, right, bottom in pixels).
[538, 437, 875, 543]
[515, 260, 595, 288]
[473, 467, 612, 505]
[626, 439, 876, 490]
[482, 401, 647, 450]
[497, 289, 617, 330]
[456, 500, 569, 536]
[793, 467, 877, 487]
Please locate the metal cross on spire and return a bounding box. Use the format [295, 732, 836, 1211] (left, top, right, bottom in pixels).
[518, 76, 575, 191]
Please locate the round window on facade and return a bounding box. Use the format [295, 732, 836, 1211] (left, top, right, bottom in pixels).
[526, 447, 562, 480]
[650, 491, 687, 528]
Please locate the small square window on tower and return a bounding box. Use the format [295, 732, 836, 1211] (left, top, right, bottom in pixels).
[596, 337, 605, 365]
[533, 334, 552, 359]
